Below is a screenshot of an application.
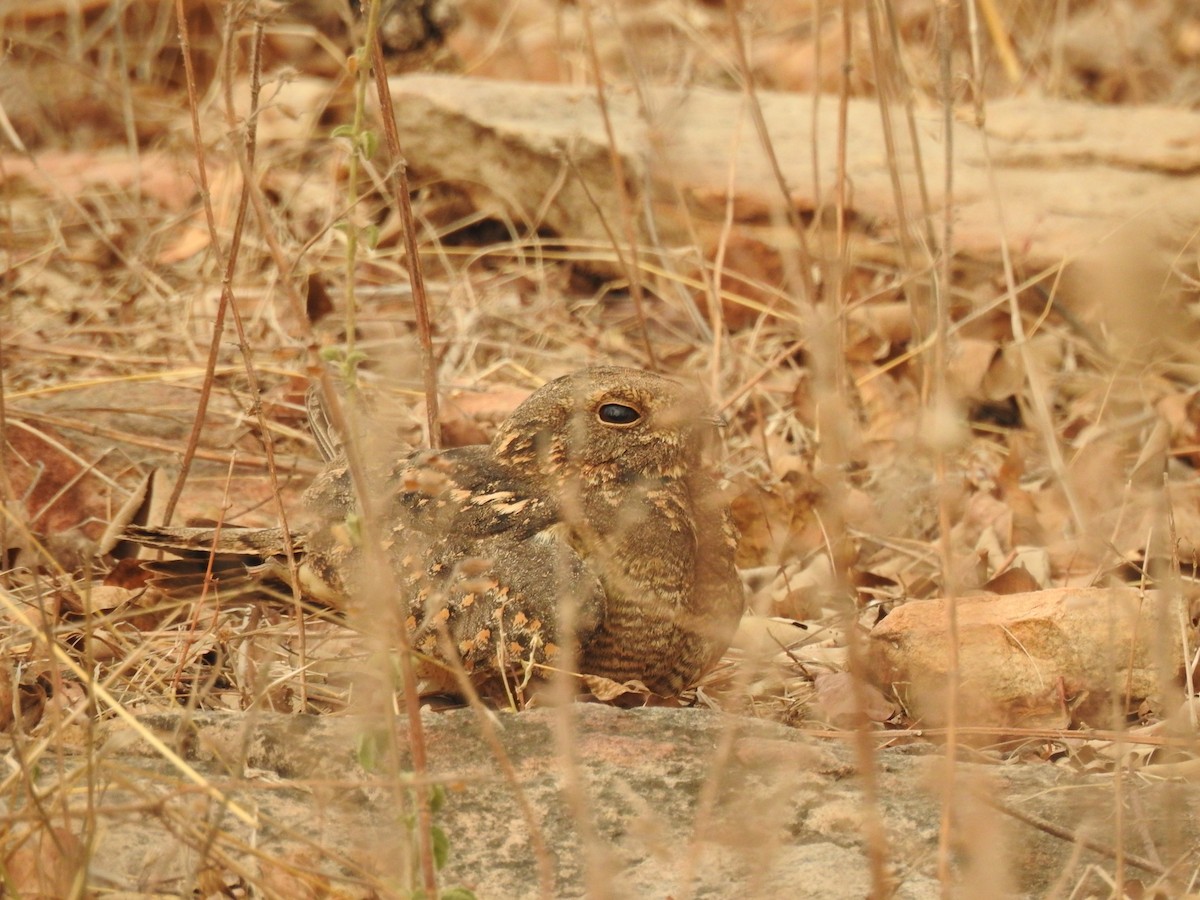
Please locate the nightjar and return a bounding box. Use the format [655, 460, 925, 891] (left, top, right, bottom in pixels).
[125, 367, 745, 698]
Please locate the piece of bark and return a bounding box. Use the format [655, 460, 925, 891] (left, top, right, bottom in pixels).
[868, 587, 1186, 731]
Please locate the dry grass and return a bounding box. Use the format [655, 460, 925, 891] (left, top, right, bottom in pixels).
[2, 0, 1200, 896]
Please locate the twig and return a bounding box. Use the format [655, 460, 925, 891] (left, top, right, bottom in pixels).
[934, 2, 962, 892]
[215, 1, 310, 709]
[973, 788, 1169, 877]
[369, 28, 441, 448]
[724, 0, 819, 306]
[5, 407, 318, 476]
[161, 0, 246, 528]
[577, 0, 659, 371]
[357, 2, 439, 894]
[0, 588, 258, 828]
[0, 323, 19, 559]
[168, 454, 236, 699]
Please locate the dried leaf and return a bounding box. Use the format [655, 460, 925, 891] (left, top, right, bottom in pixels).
[439, 387, 532, 448]
[305, 272, 335, 324]
[580, 673, 651, 702]
[980, 565, 1041, 595]
[97, 468, 155, 556]
[258, 849, 332, 899]
[946, 338, 1001, 401]
[814, 671, 896, 727]
[4, 827, 85, 899]
[730, 615, 811, 658]
[846, 301, 914, 359]
[0, 666, 13, 732]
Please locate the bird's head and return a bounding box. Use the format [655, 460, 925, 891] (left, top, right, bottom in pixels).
[491, 366, 722, 482]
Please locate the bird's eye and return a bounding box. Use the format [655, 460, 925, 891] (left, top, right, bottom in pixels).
[597, 403, 642, 426]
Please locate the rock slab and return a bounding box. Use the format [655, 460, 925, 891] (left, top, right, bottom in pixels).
[385, 75, 1200, 274]
[6, 705, 1197, 896]
[869, 587, 1187, 730]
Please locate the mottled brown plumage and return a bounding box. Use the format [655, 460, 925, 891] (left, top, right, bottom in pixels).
[125, 366, 744, 697]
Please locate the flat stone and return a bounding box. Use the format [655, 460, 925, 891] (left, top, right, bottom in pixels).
[5, 705, 1194, 895]
[868, 587, 1187, 730]
[384, 75, 1200, 274]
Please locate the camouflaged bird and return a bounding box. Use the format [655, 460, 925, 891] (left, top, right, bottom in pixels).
[125, 367, 745, 697]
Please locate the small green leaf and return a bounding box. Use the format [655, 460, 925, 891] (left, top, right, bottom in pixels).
[338, 349, 367, 382]
[355, 729, 386, 771]
[431, 824, 450, 870]
[331, 124, 357, 140]
[344, 512, 363, 545]
[440, 888, 478, 900]
[360, 129, 378, 159]
[362, 223, 381, 251]
[429, 783, 446, 815]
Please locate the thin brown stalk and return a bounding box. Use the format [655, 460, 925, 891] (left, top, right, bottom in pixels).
[0, 330, 11, 575]
[703, 108, 749, 390]
[577, 0, 659, 370]
[111, 0, 140, 206]
[674, 719, 742, 900]
[833, 0, 852, 355]
[370, 29, 440, 448]
[168, 455, 236, 699]
[160, 0, 248, 528]
[4, 406, 315, 476]
[605, 11, 727, 376]
[883, 2, 939, 251]
[974, 47, 1088, 535]
[345, 2, 439, 893]
[829, 5, 893, 897]
[868, 0, 941, 360]
[843, 613, 894, 898]
[973, 789, 1169, 877]
[0, 148, 12, 558]
[321, 254, 443, 900]
[976, 0, 1021, 84]
[173, 0, 218, 274]
[550, 699, 613, 900]
[724, 0, 819, 307]
[214, 3, 310, 709]
[811, 0, 825, 204]
[933, 2, 962, 895]
[153, 4, 324, 871]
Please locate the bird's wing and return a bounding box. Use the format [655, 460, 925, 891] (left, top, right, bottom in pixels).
[122, 524, 289, 556]
[118, 525, 310, 601]
[404, 522, 605, 690]
[305, 384, 343, 463]
[304, 443, 557, 540]
[386, 446, 558, 541]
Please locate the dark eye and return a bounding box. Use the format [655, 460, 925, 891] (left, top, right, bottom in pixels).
[597, 403, 642, 426]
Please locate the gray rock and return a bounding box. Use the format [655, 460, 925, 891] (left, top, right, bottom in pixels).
[15, 705, 1194, 896]
[383, 75, 1200, 273]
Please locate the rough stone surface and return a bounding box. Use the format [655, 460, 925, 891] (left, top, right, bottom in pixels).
[868, 587, 1188, 730]
[7, 705, 1192, 896]
[383, 74, 1200, 272]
